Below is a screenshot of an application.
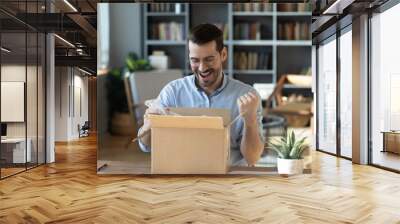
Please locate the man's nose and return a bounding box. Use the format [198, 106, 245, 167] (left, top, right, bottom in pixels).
[198, 62, 207, 72]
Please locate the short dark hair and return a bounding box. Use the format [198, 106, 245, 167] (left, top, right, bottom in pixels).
[188, 23, 224, 52]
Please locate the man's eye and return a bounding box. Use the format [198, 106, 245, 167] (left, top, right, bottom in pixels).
[191, 59, 199, 63]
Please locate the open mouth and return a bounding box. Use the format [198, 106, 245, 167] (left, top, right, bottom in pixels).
[199, 70, 213, 78]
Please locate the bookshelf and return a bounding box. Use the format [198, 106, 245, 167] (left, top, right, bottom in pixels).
[143, 3, 311, 90]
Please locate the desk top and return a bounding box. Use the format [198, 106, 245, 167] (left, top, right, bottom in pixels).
[381, 131, 400, 134]
[1, 138, 29, 143]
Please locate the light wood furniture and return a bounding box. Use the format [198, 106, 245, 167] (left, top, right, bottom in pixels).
[1, 138, 32, 165]
[382, 131, 400, 154]
[265, 74, 313, 127]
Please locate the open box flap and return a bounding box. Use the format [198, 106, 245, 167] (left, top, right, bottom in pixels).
[148, 114, 224, 129]
[168, 107, 231, 126]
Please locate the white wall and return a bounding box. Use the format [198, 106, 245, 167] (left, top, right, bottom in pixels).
[108, 3, 142, 67]
[1, 65, 34, 137]
[55, 67, 89, 141]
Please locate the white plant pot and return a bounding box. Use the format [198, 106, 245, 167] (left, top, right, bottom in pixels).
[277, 158, 304, 175]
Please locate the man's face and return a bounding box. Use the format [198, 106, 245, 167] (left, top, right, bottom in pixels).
[189, 41, 227, 90]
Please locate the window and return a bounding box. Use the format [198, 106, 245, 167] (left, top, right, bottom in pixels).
[339, 28, 352, 158]
[317, 35, 337, 154]
[370, 3, 400, 171]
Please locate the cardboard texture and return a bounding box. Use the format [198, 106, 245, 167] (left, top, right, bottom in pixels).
[149, 108, 231, 174]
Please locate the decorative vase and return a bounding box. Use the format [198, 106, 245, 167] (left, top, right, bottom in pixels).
[277, 158, 304, 175]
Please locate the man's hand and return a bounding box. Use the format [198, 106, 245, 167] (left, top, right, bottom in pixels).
[141, 106, 165, 132]
[237, 91, 260, 123]
[139, 106, 167, 147]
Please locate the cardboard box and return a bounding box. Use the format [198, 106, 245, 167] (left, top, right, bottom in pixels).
[148, 108, 231, 174]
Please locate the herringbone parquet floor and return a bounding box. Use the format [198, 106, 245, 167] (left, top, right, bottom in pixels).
[1, 135, 400, 224]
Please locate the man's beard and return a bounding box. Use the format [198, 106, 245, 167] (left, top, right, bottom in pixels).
[195, 68, 221, 88]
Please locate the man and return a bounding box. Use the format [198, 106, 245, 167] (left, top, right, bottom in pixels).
[138, 23, 264, 166]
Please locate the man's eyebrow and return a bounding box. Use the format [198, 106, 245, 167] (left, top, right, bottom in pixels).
[190, 55, 215, 60]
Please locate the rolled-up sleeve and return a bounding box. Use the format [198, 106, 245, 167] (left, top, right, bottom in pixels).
[138, 127, 152, 152]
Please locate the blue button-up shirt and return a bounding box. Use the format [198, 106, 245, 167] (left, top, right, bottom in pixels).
[138, 74, 264, 165]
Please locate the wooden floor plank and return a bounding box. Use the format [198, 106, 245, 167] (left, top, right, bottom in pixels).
[0, 135, 400, 223]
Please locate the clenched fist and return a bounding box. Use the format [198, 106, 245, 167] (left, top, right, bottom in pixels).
[237, 91, 260, 123]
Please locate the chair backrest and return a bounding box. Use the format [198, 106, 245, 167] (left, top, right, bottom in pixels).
[124, 69, 183, 127]
[82, 121, 90, 129]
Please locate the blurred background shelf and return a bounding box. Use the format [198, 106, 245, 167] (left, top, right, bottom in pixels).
[143, 3, 311, 95]
[146, 40, 187, 45]
[233, 70, 275, 75]
[146, 12, 187, 17]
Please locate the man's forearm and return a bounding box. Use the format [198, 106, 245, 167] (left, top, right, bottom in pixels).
[240, 118, 264, 166]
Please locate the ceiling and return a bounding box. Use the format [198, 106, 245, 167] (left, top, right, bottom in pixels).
[0, 0, 99, 73]
[312, 0, 389, 43]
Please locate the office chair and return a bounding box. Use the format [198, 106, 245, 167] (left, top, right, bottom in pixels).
[123, 69, 183, 148]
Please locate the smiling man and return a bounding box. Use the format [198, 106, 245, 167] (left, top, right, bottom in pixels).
[138, 23, 265, 166]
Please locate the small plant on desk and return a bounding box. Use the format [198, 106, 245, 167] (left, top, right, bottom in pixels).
[268, 130, 308, 175]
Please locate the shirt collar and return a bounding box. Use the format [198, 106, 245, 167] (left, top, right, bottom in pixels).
[192, 72, 229, 96]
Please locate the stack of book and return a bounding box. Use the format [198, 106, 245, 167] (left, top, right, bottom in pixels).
[277, 3, 312, 12]
[234, 23, 271, 40]
[233, 3, 273, 12]
[278, 22, 309, 40]
[148, 3, 184, 13]
[149, 22, 184, 41]
[234, 51, 271, 70]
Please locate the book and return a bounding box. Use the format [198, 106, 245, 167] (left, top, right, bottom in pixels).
[234, 22, 269, 40]
[234, 51, 271, 70]
[150, 22, 184, 41]
[233, 3, 273, 12]
[148, 3, 183, 13]
[278, 22, 309, 40]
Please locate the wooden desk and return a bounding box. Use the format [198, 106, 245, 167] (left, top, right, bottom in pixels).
[381, 131, 400, 154]
[1, 138, 32, 164]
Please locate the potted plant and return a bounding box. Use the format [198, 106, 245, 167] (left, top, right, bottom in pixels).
[106, 53, 152, 135]
[268, 131, 308, 175]
[125, 52, 153, 72]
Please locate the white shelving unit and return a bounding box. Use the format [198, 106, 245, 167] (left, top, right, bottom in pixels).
[143, 3, 311, 89]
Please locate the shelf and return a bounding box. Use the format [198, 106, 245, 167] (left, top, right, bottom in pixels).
[232, 12, 274, 16]
[143, 4, 311, 94]
[233, 70, 274, 75]
[147, 12, 186, 16]
[276, 12, 312, 16]
[283, 84, 311, 89]
[276, 40, 312, 46]
[146, 40, 186, 45]
[232, 40, 274, 46]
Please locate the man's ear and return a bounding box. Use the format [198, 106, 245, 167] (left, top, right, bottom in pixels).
[221, 46, 228, 62]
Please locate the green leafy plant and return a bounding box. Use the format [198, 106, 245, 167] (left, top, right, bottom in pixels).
[268, 131, 308, 159]
[106, 67, 128, 114]
[106, 53, 153, 114]
[125, 52, 153, 72]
